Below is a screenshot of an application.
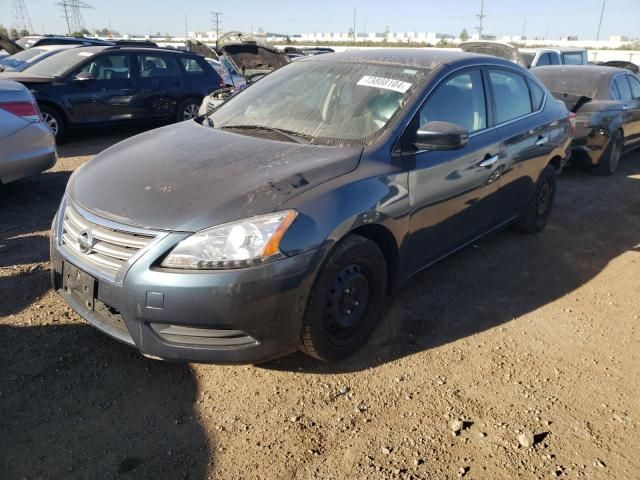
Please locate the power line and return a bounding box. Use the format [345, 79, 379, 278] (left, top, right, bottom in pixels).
[12, 0, 34, 34]
[54, 0, 95, 35]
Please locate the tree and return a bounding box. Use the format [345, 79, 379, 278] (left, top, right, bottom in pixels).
[70, 28, 90, 37]
[460, 28, 470, 42]
[0, 25, 8, 37]
[19, 29, 29, 37]
[9, 28, 19, 38]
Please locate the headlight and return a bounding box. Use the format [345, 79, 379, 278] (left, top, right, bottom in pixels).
[161, 210, 298, 270]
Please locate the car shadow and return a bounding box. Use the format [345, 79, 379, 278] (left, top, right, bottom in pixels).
[263, 153, 640, 374]
[0, 323, 213, 479]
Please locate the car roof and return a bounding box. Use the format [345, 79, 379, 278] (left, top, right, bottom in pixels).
[305, 48, 505, 69]
[64, 45, 200, 56]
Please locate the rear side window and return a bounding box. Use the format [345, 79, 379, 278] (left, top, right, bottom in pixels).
[562, 52, 587, 65]
[528, 80, 545, 110]
[614, 75, 633, 100]
[489, 69, 533, 123]
[138, 54, 181, 78]
[180, 57, 205, 74]
[419, 69, 487, 133]
[627, 75, 640, 99]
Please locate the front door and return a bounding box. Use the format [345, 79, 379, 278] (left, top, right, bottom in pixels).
[405, 68, 503, 270]
[65, 52, 137, 124]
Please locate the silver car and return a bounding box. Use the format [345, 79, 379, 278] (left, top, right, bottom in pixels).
[0, 80, 56, 184]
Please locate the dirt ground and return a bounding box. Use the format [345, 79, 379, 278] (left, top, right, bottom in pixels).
[1, 126, 639, 480]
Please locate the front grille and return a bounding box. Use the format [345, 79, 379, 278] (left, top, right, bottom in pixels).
[60, 202, 158, 279]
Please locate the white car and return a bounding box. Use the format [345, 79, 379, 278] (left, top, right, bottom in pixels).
[0, 44, 79, 73]
[460, 42, 588, 68]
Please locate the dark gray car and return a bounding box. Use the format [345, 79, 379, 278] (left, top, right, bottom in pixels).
[534, 65, 640, 175]
[50, 50, 572, 364]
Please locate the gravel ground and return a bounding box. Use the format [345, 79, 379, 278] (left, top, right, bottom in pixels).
[1, 127, 639, 480]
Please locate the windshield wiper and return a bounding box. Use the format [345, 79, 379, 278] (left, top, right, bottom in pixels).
[220, 124, 313, 144]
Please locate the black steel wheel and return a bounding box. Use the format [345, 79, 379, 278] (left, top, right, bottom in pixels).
[300, 234, 387, 361]
[513, 164, 557, 234]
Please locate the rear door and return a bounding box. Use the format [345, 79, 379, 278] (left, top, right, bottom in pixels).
[405, 68, 503, 269]
[623, 74, 640, 145]
[135, 52, 185, 119]
[613, 74, 638, 146]
[64, 52, 137, 124]
[487, 67, 555, 221]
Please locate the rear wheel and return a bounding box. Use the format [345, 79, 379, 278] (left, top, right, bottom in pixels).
[513, 164, 557, 234]
[300, 235, 387, 361]
[593, 131, 623, 176]
[176, 98, 200, 122]
[40, 105, 65, 142]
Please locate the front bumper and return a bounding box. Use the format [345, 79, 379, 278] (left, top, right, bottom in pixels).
[50, 221, 329, 364]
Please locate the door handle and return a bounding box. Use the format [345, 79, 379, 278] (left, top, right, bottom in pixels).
[479, 154, 498, 168]
[535, 136, 549, 146]
[622, 104, 630, 111]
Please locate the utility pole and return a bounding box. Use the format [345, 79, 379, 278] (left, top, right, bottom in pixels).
[184, 14, 188, 39]
[596, 0, 606, 42]
[12, 0, 34, 34]
[476, 0, 485, 40]
[211, 11, 222, 48]
[353, 7, 356, 44]
[521, 18, 527, 39]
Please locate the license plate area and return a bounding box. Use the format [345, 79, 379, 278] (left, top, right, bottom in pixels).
[62, 261, 96, 311]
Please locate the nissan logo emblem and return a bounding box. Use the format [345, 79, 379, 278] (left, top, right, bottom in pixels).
[77, 229, 95, 254]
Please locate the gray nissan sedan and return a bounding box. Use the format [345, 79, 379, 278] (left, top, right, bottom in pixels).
[50, 50, 572, 363]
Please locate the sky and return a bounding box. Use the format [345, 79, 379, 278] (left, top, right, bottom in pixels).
[1, 0, 639, 40]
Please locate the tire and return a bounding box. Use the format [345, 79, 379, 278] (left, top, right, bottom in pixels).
[40, 105, 65, 142]
[300, 234, 387, 361]
[513, 164, 557, 234]
[176, 98, 201, 122]
[593, 131, 623, 176]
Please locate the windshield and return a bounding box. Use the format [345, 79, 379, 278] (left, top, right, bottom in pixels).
[16, 37, 35, 48]
[25, 48, 93, 77]
[0, 48, 46, 70]
[209, 60, 428, 147]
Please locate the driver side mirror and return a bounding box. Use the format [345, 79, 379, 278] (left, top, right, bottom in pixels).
[73, 71, 96, 82]
[415, 121, 469, 151]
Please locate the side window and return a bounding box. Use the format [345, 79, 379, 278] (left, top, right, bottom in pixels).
[138, 54, 181, 78]
[489, 69, 533, 123]
[78, 54, 131, 80]
[180, 57, 205, 74]
[528, 79, 545, 110]
[550, 53, 561, 65]
[610, 81, 621, 100]
[614, 75, 633, 100]
[627, 75, 640, 99]
[419, 69, 487, 133]
[536, 53, 550, 66]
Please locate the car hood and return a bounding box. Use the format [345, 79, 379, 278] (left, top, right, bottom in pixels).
[0, 71, 54, 83]
[460, 41, 527, 68]
[0, 34, 23, 55]
[218, 31, 289, 81]
[68, 121, 362, 232]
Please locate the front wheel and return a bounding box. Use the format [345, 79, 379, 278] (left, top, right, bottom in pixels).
[513, 164, 557, 234]
[300, 234, 387, 361]
[176, 98, 201, 122]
